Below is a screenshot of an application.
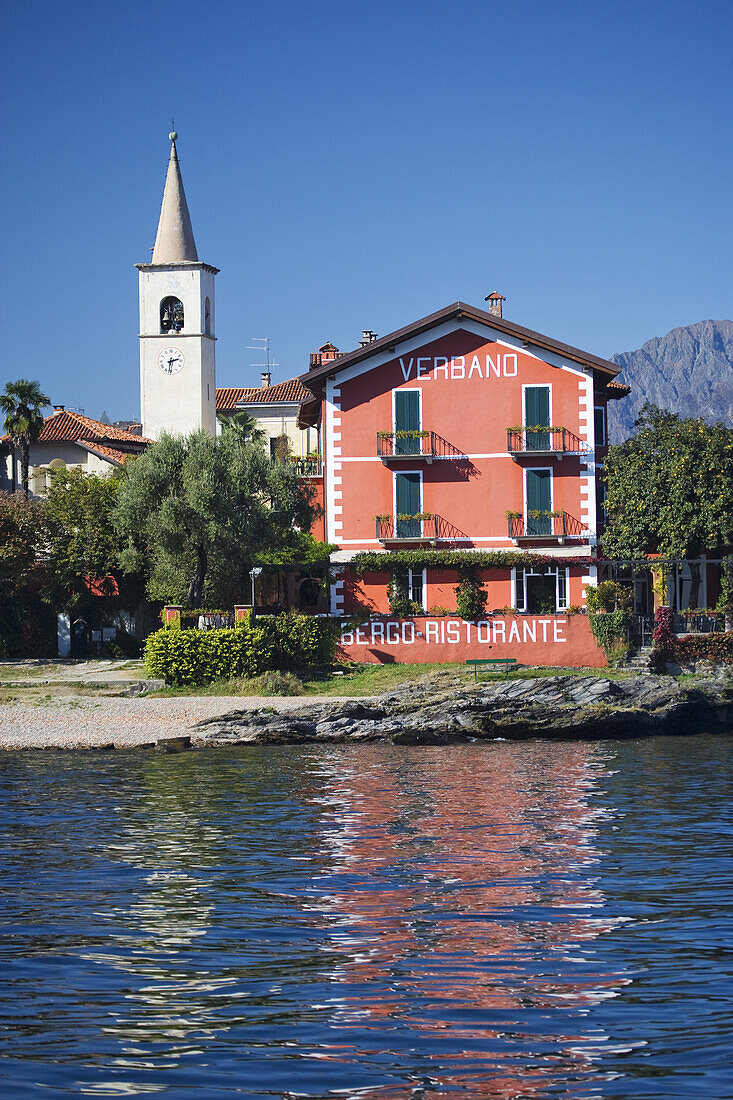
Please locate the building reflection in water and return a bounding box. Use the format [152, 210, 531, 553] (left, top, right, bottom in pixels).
[297, 743, 634, 1097]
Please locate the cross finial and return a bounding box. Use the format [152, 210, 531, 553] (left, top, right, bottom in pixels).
[169, 118, 177, 142]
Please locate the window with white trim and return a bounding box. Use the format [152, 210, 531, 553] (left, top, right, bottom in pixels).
[594, 406, 606, 446]
[513, 566, 569, 613]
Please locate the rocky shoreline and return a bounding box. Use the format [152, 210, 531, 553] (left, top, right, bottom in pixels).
[189, 673, 733, 749]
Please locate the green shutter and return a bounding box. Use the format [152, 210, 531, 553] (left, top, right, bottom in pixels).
[526, 469, 551, 535]
[524, 386, 550, 450]
[395, 391, 421, 454]
[396, 472, 421, 537]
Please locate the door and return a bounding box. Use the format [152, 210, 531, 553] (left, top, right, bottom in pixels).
[524, 386, 551, 451]
[396, 471, 421, 537]
[395, 390, 420, 455]
[526, 468, 552, 535]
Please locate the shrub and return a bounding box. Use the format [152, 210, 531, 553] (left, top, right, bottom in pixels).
[585, 581, 633, 615]
[455, 569, 488, 619]
[388, 572, 420, 617]
[144, 613, 338, 685]
[652, 606, 675, 651]
[588, 609, 628, 658]
[246, 670, 304, 696]
[671, 633, 733, 664]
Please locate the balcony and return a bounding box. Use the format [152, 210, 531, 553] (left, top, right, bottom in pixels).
[507, 427, 592, 459]
[507, 510, 592, 542]
[377, 430, 436, 462]
[376, 513, 467, 546]
[290, 455, 323, 477]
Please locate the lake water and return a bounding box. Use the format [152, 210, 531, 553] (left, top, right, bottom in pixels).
[0, 737, 731, 1098]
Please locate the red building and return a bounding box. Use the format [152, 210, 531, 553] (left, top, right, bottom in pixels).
[299, 300, 630, 664]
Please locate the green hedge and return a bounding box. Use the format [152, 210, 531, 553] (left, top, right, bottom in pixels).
[144, 613, 339, 685]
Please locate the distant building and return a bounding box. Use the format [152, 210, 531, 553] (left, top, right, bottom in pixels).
[0, 407, 150, 496]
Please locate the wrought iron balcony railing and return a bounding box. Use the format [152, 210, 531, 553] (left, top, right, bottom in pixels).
[507, 427, 592, 457]
[507, 510, 591, 540]
[375, 513, 468, 544]
[290, 456, 323, 477]
[377, 430, 436, 460]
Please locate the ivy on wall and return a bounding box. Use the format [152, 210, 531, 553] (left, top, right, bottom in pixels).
[347, 549, 596, 576]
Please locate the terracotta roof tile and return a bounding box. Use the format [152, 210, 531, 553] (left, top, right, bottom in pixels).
[606, 379, 631, 396]
[76, 440, 138, 465]
[31, 410, 153, 446]
[216, 377, 312, 410]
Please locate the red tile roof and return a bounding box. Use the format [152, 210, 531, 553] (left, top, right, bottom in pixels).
[32, 410, 152, 446]
[216, 377, 313, 410]
[2, 410, 151, 457]
[606, 378, 631, 397]
[76, 440, 138, 465]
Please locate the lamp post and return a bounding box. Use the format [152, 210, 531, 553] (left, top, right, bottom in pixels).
[249, 567, 263, 621]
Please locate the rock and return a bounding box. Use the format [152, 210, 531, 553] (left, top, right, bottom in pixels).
[187, 674, 733, 747]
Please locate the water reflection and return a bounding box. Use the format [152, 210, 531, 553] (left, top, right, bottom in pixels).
[296, 745, 632, 1096]
[0, 738, 731, 1097]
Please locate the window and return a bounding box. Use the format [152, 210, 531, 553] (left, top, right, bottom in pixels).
[396, 567, 426, 610]
[594, 406, 606, 446]
[514, 566, 569, 613]
[393, 389, 421, 455]
[204, 297, 211, 335]
[160, 296, 184, 333]
[597, 479, 607, 526]
[523, 385, 551, 450]
[394, 470, 422, 537]
[525, 467, 552, 535]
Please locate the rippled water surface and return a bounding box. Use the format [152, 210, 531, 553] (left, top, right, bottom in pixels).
[1, 737, 732, 1098]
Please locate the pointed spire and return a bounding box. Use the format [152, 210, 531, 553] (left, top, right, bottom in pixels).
[152, 132, 199, 263]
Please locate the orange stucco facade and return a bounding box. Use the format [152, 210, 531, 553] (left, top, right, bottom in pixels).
[298, 302, 627, 664]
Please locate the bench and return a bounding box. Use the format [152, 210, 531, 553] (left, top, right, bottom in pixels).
[466, 657, 518, 680]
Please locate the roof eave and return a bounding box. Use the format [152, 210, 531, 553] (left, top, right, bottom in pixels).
[298, 300, 623, 395]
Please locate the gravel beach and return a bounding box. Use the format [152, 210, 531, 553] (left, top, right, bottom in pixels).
[0, 695, 350, 750]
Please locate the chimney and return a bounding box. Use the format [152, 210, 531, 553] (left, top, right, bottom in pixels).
[261, 371, 271, 389]
[309, 342, 340, 369]
[53, 405, 65, 412]
[485, 292, 506, 318]
[360, 329, 379, 347]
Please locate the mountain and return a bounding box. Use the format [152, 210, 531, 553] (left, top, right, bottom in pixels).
[607, 319, 733, 441]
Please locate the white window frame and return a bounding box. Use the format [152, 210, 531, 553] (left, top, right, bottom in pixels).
[512, 565, 569, 612]
[523, 465, 554, 526]
[407, 567, 427, 611]
[393, 468, 423, 533]
[594, 405, 606, 446]
[392, 387, 423, 432]
[522, 384, 553, 450]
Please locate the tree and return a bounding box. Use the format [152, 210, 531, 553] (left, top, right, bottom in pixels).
[0, 490, 47, 594]
[0, 379, 50, 497]
[602, 405, 733, 606]
[114, 429, 316, 608]
[220, 410, 265, 445]
[43, 467, 123, 611]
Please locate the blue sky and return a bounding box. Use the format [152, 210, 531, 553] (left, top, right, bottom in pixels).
[2, 0, 732, 420]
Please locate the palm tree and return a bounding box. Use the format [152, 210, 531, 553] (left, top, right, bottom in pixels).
[220, 410, 265, 445]
[0, 379, 50, 497]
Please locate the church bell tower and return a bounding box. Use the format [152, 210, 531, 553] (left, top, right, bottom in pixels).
[137, 132, 218, 440]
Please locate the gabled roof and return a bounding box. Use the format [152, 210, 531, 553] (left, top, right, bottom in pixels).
[216, 377, 313, 411]
[2, 409, 152, 454]
[299, 301, 624, 395]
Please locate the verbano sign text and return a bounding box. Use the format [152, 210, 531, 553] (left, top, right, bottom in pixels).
[399, 353, 519, 381]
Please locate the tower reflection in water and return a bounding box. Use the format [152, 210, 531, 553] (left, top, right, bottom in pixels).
[297, 743, 633, 1098]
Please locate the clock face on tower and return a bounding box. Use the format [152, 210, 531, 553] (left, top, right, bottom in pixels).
[158, 347, 185, 374]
